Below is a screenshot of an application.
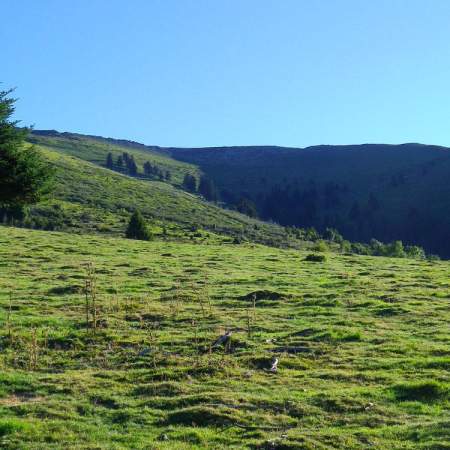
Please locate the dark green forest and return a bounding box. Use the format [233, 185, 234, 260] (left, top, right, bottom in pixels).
[168, 144, 450, 257]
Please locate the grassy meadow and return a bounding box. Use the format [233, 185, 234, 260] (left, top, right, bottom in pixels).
[0, 226, 448, 449]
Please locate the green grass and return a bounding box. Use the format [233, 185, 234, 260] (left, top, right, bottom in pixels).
[29, 132, 200, 186]
[0, 226, 449, 449]
[22, 141, 296, 247]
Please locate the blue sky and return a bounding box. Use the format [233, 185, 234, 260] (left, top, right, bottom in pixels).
[3, 0, 450, 147]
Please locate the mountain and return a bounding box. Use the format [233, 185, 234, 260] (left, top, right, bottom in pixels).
[167, 143, 450, 257]
[27, 131, 450, 257]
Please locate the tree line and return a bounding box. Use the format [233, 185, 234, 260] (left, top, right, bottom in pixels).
[106, 152, 171, 181]
[182, 173, 218, 202]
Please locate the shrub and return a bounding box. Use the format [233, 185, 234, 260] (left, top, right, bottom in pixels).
[312, 240, 329, 252]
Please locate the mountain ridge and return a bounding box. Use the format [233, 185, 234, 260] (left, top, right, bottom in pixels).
[29, 130, 450, 257]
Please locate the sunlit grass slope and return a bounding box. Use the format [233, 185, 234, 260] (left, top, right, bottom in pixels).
[27, 143, 291, 246]
[0, 227, 448, 449]
[29, 131, 199, 186]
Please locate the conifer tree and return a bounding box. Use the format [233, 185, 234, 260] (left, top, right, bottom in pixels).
[0, 89, 54, 207]
[125, 210, 152, 240]
[182, 174, 197, 192]
[106, 152, 113, 169]
[127, 155, 138, 176]
[236, 197, 257, 217]
[198, 175, 218, 202]
[143, 161, 152, 176]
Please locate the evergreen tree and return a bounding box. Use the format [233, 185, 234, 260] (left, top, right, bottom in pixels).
[198, 175, 218, 201]
[122, 152, 130, 165]
[236, 197, 257, 218]
[165, 171, 171, 181]
[127, 155, 138, 176]
[182, 174, 197, 192]
[116, 155, 123, 169]
[0, 89, 54, 207]
[125, 210, 152, 241]
[106, 152, 113, 169]
[143, 161, 152, 176]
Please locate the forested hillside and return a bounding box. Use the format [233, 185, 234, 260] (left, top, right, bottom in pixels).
[169, 144, 450, 257]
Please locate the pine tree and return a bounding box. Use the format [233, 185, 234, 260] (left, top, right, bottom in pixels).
[125, 210, 152, 241]
[165, 171, 171, 181]
[106, 152, 113, 169]
[116, 155, 123, 169]
[127, 155, 138, 176]
[0, 89, 54, 208]
[182, 174, 197, 192]
[236, 197, 257, 218]
[143, 161, 152, 176]
[198, 176, 217, 201]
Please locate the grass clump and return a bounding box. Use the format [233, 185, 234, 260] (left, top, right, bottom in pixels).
[304, 253, 327, 262]
[0, 418, 29, 436]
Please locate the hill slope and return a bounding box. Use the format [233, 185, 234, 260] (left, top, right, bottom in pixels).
[0, 227, 448, 448]
[23, 134, 294, 247]
[168, 143, 450, 257]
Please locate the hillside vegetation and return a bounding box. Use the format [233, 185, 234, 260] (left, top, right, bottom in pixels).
[0, 226, 448, 449]
[27, 131, 450, 257]
[169, 143, 450, 257]
[21, 134, 294, 247]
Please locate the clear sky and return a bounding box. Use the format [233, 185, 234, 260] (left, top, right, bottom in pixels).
[3, 0, 450, 148]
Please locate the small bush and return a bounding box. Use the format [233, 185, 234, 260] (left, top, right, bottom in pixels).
[312, 240, 329, 252]
[305, 253, 327, 262]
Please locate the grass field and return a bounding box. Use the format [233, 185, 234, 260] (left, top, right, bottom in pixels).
[0, 226, 448, 449]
